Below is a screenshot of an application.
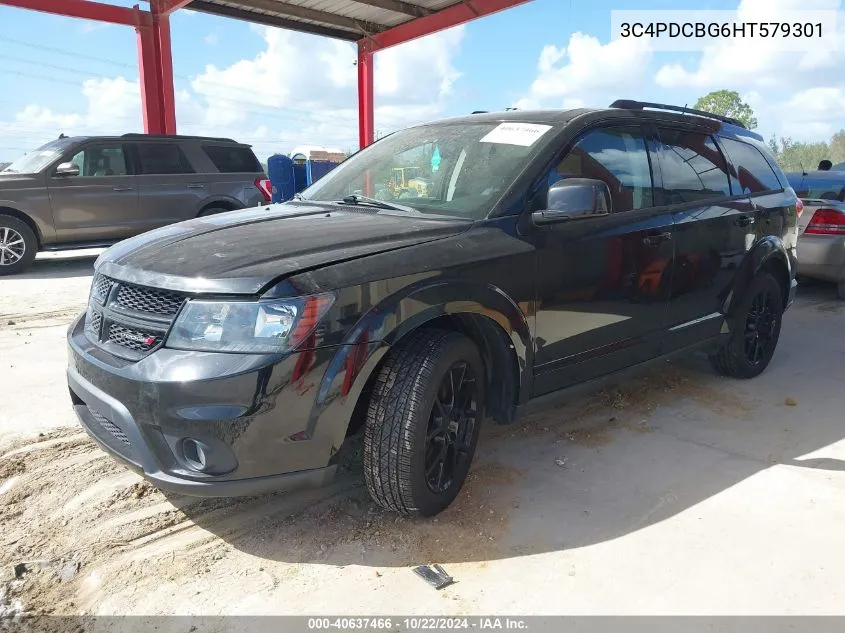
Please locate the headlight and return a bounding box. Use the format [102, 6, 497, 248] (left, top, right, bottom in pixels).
[166, 294, 334, 353]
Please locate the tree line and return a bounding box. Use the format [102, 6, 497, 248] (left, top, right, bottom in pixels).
[694, 89, 844, 173]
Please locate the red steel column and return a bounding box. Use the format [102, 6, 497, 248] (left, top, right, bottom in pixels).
[357, 40, 375, 150]
[136, 21, 165, 134]
[136, 1, 176, 134]
[153, 12, 177, 134]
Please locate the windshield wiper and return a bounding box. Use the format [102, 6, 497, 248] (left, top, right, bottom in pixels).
[339, 195, 418, 214]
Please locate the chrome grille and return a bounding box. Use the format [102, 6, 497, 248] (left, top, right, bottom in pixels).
[107, 323, 160, 353]
[89, 408, 130, 446]
[115, 284, 185, 317]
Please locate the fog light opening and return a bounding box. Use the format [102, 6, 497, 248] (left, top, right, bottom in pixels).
[182, 438, 209, 472]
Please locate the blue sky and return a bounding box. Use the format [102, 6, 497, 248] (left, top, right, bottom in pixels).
[0, 0, 843, 162]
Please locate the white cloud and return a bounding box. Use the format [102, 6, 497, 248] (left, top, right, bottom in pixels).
[0, 25, 467, 159]
[203, 33, 219, 46]
[514, 33, 652, 110]
[188, 25, 464, 139]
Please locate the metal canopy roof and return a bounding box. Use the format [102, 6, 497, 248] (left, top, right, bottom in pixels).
[188, 0, 465, 41]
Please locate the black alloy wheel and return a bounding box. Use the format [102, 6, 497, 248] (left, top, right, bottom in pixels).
[424, 361, 479, 495]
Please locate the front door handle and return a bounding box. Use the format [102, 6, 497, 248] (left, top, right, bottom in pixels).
[112, 187, 133, 192]
[734, 214, 755, 227]
[642, 231, 673, 246]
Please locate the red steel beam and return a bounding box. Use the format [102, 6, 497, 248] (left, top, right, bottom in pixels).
[155, 0, 193, 17]
[0, 0, 148, 26]
[357, 40, 375, 150]
[367, 0, 531, 51]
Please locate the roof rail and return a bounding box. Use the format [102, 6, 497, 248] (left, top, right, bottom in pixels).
[609, 99, 746, 129]
[471, 110, 488, 114]
[121, 133, 239, 143]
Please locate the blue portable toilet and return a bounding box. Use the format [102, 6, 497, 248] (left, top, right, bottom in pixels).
[267, 154, 295, 203]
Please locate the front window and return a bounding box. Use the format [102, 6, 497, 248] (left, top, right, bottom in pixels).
[66, 144, 128, 177]
[301, 121, 557, 220]
[1, 138, 76, 174]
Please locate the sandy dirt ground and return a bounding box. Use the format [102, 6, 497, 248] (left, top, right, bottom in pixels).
[2, 253, 845, 628]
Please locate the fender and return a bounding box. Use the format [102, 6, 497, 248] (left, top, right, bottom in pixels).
[723, 235, 793, 317]
[308, 279, 534, 456]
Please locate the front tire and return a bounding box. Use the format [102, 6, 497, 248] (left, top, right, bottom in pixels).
[0, 215, 37, 276]
[363, 329, 484, 517]
[710, 273, 784, 379]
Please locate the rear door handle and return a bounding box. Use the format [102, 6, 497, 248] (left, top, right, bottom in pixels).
[187, 183, 205, 189]
[112, 187, 133, 192]
[642, 231, 673, 246]
[734, 214, 755, 227]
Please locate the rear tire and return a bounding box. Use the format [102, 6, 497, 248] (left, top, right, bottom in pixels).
[363, 329, 484, 517]
[0, 215, 37, 276]
[710, 273, 783, 379]
[198, 206, 231, 217]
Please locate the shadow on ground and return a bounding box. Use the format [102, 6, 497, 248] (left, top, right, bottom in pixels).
[162, 282, 845, 568]
[13, 253, 100, 281]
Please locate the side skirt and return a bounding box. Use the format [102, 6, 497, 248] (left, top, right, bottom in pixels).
[512, 335, 725, 422]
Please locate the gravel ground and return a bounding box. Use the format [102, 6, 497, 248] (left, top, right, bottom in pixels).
[1, 253, 844, 627]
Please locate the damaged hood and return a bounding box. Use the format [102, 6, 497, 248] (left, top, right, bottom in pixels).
[96, 202, 469, 295]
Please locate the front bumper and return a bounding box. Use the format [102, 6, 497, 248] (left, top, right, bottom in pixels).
[66, 314, 339, 497]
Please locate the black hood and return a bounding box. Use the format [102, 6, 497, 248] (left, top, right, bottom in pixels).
[96, 202, 469, 295]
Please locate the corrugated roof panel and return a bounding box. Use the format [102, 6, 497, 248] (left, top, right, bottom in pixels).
[290, 0, 408, 27]
[190, 0, 468, 40]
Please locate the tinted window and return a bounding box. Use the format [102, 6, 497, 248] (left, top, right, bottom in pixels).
[203, 145, 262, 173]
[719, 137, 781, 194]
[136, 143, 193, 175]
[548, 127, 654, 211]
[655, 129, 732, 204]
[66, 145, 127, 177]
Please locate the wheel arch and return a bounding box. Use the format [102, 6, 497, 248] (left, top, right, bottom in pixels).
[0, 206, 42, 245]
[197, 197, 243, 216]
[725, 235, 793, 315]
[313, 281, 533, 455]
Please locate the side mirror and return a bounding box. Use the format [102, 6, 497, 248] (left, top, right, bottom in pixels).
[532, 178, 612, 226]
[55, 162, 80, 177]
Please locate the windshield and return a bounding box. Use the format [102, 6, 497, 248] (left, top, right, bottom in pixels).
[2, 138, 75, 174]
[301, 121, 557, 220]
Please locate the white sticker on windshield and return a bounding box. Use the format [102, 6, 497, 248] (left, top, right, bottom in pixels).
[480, 122, 553, 147]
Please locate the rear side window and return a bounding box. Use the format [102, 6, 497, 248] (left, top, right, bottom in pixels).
[719, 137, 781, 194]
[136, 143, 193, 175]
[203, 145, 262, 173]
[654, 128, 732, 204]
[548, 126, 654, 212]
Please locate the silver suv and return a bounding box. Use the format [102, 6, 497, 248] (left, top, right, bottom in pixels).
[0, 134, 271, 275]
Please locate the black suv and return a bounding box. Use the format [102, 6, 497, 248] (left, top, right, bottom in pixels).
[66, 101, 799, 517]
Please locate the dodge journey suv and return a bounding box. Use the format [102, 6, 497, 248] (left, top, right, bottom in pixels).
[67, 101, 800, 517]
[0, 134, 271, 274]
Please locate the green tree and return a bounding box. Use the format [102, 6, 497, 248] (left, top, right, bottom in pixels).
[694, 89, 758, 129]
[828, 129, 845, 165]
[767, 135, 831, 173]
